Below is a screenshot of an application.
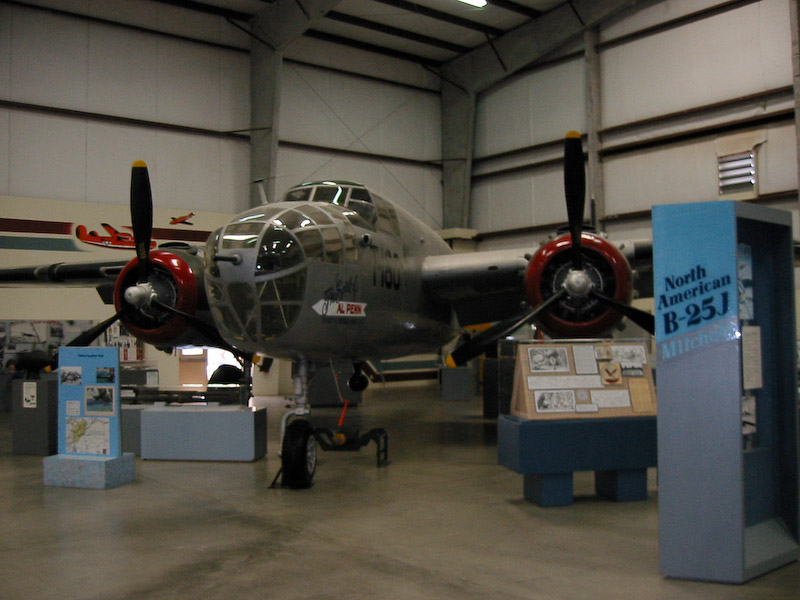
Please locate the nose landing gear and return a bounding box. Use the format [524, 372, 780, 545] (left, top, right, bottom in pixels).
[272, 358, 389, 489]
[281, 419, 317, 489]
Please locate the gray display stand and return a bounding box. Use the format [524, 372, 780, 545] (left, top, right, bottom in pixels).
[653, 201, 799, 583]
[11, 377, 58, 455]
[440, 364, 478, 401]
[44, 453, 135, 489]
[141, 406, 267, 461]
[482, 357, 516, 417]
[0, 373, 13, 411]
[121, 404, 147, 456]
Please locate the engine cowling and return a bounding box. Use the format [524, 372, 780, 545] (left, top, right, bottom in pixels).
[113, 249, 204, 346]
[526, 232, 633, 337]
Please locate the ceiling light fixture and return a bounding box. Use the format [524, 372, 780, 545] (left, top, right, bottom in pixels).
[456, 0, 488, 7]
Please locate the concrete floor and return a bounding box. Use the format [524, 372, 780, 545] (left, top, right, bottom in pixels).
[1, 381, 799, 600]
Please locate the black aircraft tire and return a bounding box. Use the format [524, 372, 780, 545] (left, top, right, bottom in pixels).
[282, 419, 317, 488]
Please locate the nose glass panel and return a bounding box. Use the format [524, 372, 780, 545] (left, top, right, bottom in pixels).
[206, 203, 359, 347]
[256, 225, 303, 275]
[207, 220, 308, 346]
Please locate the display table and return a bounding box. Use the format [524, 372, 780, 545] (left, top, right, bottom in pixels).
[141, 405, 266, 461]
[498, 415, 657, 506]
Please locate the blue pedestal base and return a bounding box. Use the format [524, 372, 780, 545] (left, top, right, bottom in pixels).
[499, 415, 656, 507]
[43, 453, 135, 489]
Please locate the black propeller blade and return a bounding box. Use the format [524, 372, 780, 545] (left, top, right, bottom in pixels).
[44, 307, 130, 371]
[151, 299, 251, 362]
[447, 289, 567, 367]
[588, 289, 655, 334]
[564, 130, 586, 269]
[130, 160, 153, 283]
[66, 308, 128, 348]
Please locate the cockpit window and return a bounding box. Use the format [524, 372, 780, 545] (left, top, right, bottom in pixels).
[321, 226, 344, 264]
[255, 225, 303, 275]
[284, 188, 312, 202]
[339, 208, 372, 231]
[232, 205, 285, 224]
[295, 228, 324, 261]
[298, 204, 334, 226]
[313, 185, 344, 204]
[371, 194, 400, 237]
[349, 187, 371, 203]
[221, 222, 263, 249]
[283, 183, 377, 230]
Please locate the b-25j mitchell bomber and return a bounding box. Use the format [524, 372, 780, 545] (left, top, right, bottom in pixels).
[0, 132, 654, 487]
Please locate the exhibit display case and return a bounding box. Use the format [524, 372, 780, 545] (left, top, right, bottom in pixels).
[498, 339, 657, 506]
[654, 201, 799, 583]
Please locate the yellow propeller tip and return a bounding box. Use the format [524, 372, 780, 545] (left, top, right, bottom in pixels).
[566, 130, 581, 139]
[445, 355, 457, 369]
[132, 160, 147, 168]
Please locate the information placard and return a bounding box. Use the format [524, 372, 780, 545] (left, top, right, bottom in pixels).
[510, 340, 656, 420]
[57, 346, 121, 457]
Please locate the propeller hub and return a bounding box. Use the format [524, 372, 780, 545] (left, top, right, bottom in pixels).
[124, 282, 157, 308]
[563, 269, 592, 298]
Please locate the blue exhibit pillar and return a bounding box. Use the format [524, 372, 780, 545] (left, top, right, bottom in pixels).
[653, 201, 799, 583]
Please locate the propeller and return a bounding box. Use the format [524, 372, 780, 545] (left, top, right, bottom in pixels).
[446, 289, 566, 368]
[43, 161, 151, 368]
[45, 161, 250, 369]
[564, 130, 586, 269]
[124, 161, 251, 360]
[130, 160, 153, 283]
[446, 131, 655, 367]
[43, 307, 131, 371]
[589, 289, 655, 334]
[66, 308, 129, 348]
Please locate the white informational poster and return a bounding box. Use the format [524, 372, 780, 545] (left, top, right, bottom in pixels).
[22, 381, 37, 408]
[741, 325, 763, 390]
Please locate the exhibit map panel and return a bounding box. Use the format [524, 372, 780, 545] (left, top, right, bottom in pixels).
[57, 346, 121, 457]
[510, 340, 656, 420]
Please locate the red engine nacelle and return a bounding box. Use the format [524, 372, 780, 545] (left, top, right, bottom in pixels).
[113, 249, 201, 346]
[526, 232, 633, 338]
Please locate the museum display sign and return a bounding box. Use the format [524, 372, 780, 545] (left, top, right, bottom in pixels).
[57, 346, 122, 457]
[654, 201, 799, 583]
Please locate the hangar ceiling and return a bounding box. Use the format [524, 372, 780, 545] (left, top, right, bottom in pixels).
[154, 0, 568, 66]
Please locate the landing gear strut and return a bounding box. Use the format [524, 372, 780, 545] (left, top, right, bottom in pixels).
[275, 359, 316, 489]
[272, 358, 389, 489]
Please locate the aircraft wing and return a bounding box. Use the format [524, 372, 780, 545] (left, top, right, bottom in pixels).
[0, 260, 129, 286]
[422, 239, 653, 327]
[422, 249, 531, 326]
[0, 259, 131, 305]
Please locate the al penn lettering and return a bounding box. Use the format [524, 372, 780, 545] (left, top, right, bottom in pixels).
[312, 300, 367, 318]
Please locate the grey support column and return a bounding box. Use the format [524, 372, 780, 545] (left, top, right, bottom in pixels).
[248, 0, 343, 208]
[438, 0, 639, 231]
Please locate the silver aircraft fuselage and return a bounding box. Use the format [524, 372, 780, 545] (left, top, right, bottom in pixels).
[203, 183, 458, 362]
